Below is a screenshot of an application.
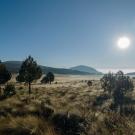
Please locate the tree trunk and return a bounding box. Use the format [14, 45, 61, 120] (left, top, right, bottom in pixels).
[120, 104, 123, 115]
[28, 82, 31, 95]
[0, 86, 1, 96]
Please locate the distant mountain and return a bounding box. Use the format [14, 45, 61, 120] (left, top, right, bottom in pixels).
[126, 72, 135, 75]
[70, 65, 102, 75]
[3, 61, 22, 73]
[40, 66, 90, 75]
[2, 61, 91, 75]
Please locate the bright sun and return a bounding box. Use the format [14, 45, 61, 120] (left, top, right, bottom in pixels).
[117, 37, 130, 49]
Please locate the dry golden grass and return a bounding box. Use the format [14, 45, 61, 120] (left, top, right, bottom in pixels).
[1, 75, 135, 135]
[0, 115, 57, 135]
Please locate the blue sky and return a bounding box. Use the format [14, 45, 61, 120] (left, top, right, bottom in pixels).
[0, 0, 135, 71]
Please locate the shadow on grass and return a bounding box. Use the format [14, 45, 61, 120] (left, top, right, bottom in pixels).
[0, 95, 6, 101]
[93, 94, 111, 106]
[52, 113, 86, 135]
[123, 96, 135, 105]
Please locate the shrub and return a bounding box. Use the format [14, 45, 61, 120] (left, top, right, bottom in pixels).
[100, 72, 115, 95]
[46, 72, 55, 84]
[41, 72, 55, 84]
[113, 71, 133, 113]
[41, 76, 49, 84]
[87, 80, 92, 87]
[4, 84, 16, 97]
[100, 71, 134, 114]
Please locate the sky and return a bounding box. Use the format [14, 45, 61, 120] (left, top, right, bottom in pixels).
[0, 0, 135, 73]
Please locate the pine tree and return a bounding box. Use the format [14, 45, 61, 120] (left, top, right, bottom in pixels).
[46, 72, 54, 84]
[0, 62, 11, 85]
[17, 56, 42, 94]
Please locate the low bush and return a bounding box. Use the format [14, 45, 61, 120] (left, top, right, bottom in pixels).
[87, 80, 92, 87]
[4, 84, 16, 97]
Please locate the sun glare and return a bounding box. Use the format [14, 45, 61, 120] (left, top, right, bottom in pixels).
[117, 37, 130, 49]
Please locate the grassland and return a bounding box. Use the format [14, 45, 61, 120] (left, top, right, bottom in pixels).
[0, 75, 135, 135]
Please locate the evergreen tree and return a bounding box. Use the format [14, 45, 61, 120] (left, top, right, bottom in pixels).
[0, 62, 11, 85]
[41, 76, 49, 84]
[41, 72, 55, 84]
[17, 56, 42, 94]
[46, 72, 54, 84]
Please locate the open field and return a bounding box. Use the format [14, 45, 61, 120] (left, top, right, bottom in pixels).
[1, 75, 135, 135]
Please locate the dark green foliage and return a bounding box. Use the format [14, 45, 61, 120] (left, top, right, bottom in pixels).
[17, 56, 42, 83]
[0, 63, 11, 85]
[47, 72, 54, 84]
[115, 71, 133, 93]
[113, 71, 133, 113]
[41, 72, 54, 84]
[100, 72, 115, 95]
[4, 84, 16, 97]
[41, 76, 49, 84]
[16, 56, 42, 94]
[87, 80, 92, 87]
[16, 75, 24, 82]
